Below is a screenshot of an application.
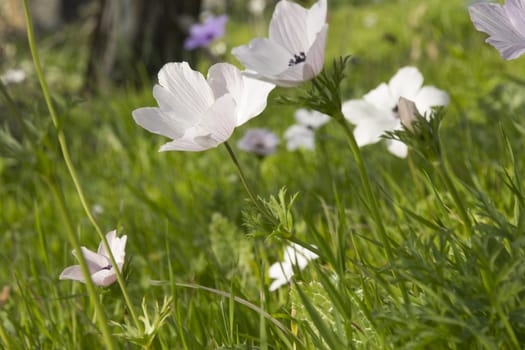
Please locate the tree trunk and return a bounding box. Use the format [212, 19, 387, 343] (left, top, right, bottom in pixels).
[85, 0, 201, 89]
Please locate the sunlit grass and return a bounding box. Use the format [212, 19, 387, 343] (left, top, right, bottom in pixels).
[2, 0, 525, 348]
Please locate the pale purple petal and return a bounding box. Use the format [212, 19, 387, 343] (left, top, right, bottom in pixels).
[237, 128, 280, 156]
[469, 2, 525, 60]
[77, 247, 109, 271]
[184, 15, 228, 50]
[59, 265, 86, 282]
[91, 269, 117, 287]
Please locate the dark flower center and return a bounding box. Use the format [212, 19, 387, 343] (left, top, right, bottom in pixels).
[288, 52, 306, 66]
[392, 105, 399, 119]
[101, 264, 112, 270]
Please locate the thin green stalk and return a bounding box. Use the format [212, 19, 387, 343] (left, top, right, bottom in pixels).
[224, 141, 277, 225]
[438, 158, 474, 237]
[336, 118, 394, 261]
[46, 178, 117, 350]
[22, 0, 140, 330]
[335, 116, 409, 303]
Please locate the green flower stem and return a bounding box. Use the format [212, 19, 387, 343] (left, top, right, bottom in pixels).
[22, 0, 140, 331]
[437, 157, 474, 237]
[335, 115, 409, 302]
[224, 141, 277, 225]
[336, 117, 394, 261]
[46, 178, 117, 350]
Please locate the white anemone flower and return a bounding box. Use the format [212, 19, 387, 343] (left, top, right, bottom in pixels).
[237, 128, 280, 156]
[342, 66, 449, 158]
[268, 243, 318, 291]
[232, 0, 328, 87]
[284, 108, 330, 151]
[294, 108, 330, 129]
[1, 68, 26, 85]
[132, 62, 274, 152]
[60, 230, 127, 287]
[469, 0, 525, 60]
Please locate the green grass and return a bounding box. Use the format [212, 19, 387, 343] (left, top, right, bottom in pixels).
[2, 0, 525, 348]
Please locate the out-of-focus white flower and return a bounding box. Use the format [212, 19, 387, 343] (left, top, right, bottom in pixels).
[248, 0, 266, 16]
[132, 62, 274, 152]
[268, 242, 318, 291]
[60, 230, 127, 287]
[342, 66, 449, 158]
[469, 0, 525, 60]
[294, 108, 330, 129]
[284, 108, 330, 151]
[232, 0, 328, 87]
[1, 68, 26, 85]
[237, 128, 280, 156]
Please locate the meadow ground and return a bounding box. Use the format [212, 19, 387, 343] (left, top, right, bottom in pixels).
[2, 0, 525, 348]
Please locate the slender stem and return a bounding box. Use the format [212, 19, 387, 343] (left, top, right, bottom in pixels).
[22, 0, 140, 329]
[46, 178, 117, 350]
[337, 118, 394, 261]
[224, 142, 277, 225]
[438, 157, 474, 237]
[336, 117, 409, 303]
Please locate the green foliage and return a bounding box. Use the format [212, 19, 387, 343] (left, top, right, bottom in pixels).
[3, 0, 525, 349]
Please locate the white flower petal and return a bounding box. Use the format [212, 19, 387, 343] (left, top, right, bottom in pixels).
[208, 63, 275, 126]
[353, 118, 399, 147]
[77, 247, 109, 271]
[159, 138, 208, 152]
[294, 108, 330, 128]
[91, 269, 117, 287]
[413, 86, 450, 116]
[363, 83, 396, 111]
[388, 67, 424, 101]
[469, 2, 525, 60]
[342, 99, 390, 125]
[198, 94, 237, 144]
[386, 139, 408, 158]
[132, 107, 186, 140]
[284, 124, 315, 150]
[153, 84, 198, 128]
[59, 265, 85, 282]
[304, 24, 328, 79]
[232, 38, 292, 77]
[307, 0, 327, 45]
[157, 62, 215, 117]
[269, 0, 310, 54]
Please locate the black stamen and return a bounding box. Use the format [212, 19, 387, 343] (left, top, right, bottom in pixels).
[101, 264, 112, 270]
[288, 51, 306, 66]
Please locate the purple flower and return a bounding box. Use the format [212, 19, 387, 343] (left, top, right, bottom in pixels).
[184, 15, 228, 50]
[469, 0, 525, 60]
[237, 128, 280, 156]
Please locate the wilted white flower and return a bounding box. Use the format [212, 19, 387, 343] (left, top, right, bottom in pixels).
[237, 128, 280, 156]
[60, 230, 127, 287]
[232, 0, 328, 87]
[133, 62, 274, 152]
[342, 66, 449, 158]
[269, 242, 318, 291]
[469, 0, 525, 60]
[1, 68, 26, 85]
[284, 108, 330, 151]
